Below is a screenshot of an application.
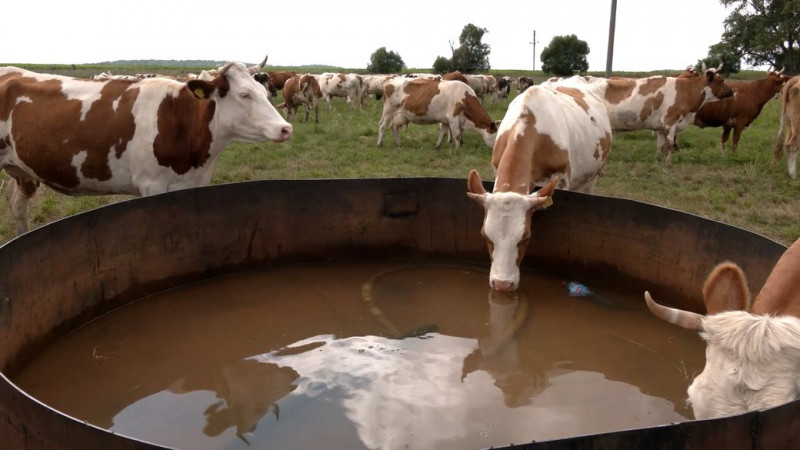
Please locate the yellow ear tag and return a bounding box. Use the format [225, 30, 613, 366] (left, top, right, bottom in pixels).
[541, 196, 554, 209]
[194, 88, 205, 99]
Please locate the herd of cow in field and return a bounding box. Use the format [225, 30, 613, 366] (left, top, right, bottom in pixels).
[1, 55, 800, 424]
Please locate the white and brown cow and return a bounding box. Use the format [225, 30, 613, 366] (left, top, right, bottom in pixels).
[317, 73, 364, 109]
[0, 60, 292, 234]
[377, 78, 498, 149]
[774, 75, 800, 178]
[278, 74, 321, 123]
[467, 77, 613, 291]
[644, 236, 800, 419]
[589, 62, 734, 164]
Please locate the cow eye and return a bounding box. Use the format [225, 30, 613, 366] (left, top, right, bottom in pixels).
[240, 92, 251, 99]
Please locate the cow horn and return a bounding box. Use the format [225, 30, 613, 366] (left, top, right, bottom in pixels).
[248, 54, 269, 75]
[716, 58, 724, 72]
[644, 291, 703, 330]
[699, 60, 708, 73]
[778, 66, 786, 75]
[219, 62, 235, 75]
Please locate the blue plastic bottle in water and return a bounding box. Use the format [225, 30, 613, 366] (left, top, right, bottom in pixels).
[562, 281, 593, 297]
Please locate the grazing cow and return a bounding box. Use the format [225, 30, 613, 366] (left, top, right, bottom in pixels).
[463, 74, 498, 104]
[466, 77, 613, 291]
[588, 61, 733, 164]
[376, 78, 498, 149]
[517, 76, 534, 93]
[266, 70, 296, 98]
[644, 237, 800, 419]
[693, 69, 791, 152]
[278, 74, 321, 123]
[442, 70, 468, 84]
[496, 76, 512, 99]
[774, 75, 800, 178]
[362, 74, 395, 101]
[317, 73, 364, 109]
[0, 60, 293, 234]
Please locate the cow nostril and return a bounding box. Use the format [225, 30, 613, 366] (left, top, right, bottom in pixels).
[281, 125, 293, 140]
[491, 279, 515, 291]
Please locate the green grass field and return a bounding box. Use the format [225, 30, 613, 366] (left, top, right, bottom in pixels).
[1, 67, 797, 247]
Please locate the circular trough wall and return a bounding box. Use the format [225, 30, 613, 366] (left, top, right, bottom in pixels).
[0, 177, 797, 449]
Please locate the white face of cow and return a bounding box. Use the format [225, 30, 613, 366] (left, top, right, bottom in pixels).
[209, 63, 293, 143]
[686, 312, 800, 420]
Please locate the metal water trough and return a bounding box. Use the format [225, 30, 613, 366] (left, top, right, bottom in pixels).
[0, 177, 797, 449]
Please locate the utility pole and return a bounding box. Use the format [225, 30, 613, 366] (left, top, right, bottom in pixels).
[605, 0, 617, 78]
[529, 30, 538, 72]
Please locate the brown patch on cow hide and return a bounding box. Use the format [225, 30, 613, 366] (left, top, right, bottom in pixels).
[594, 131, 612, 160]
[493, 111, 569, 194]
[461, 92, 495, 130]
[384, 84, 395, 99]
[3, 75, 139, 189]
[604, 78, 636, 104]
[555, 87, 589, 112]
[402, 80, 440, 117]
[639, 91, 665, 122]
[154, 86, 215, 174]
[637, 77, 667, 96]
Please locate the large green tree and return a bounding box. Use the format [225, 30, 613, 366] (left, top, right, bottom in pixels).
[367, 47, 405, 73]
[540, 35, 589, 76]
[432, 24, 491, 73]
[718, 0, 800, 73]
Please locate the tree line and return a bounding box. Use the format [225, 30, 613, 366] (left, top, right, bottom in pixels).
[367, 0, 799, 76]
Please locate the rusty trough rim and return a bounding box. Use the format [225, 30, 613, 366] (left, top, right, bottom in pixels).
[0, 177, 796, 450]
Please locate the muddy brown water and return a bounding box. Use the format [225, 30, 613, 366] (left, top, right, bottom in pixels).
[12, 260, 705, 450]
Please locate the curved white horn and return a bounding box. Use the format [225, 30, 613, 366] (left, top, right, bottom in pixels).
[644, 291, 703, 330]
[699, 59, 707, 73]
[716, 58, 724, 72]
[218, 62, 235, 75]
[248, 54, 269, 74]
[778, 66, 786, 75]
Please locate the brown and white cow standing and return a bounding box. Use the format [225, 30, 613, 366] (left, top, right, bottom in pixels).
[693, 69, 791, 153]
[266, 70, 297, 98]
[0, 60, 292, 234]
[467, 76, 613, 291]
[278, 74, 322, 123]
[774, 75, 800, 178]
[644, 236, 800, 419]
[377, 78, 498, 149]
[588, 62, 734, 164]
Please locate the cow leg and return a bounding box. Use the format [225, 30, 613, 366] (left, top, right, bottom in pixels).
[4, 177, 39, 234]
[376, 115, 387, 147]
[720, 127, 732, 153]
[656, 133, 672, 164]
[788, 147, 798, 179]
[448, 120, 463, 149]
[302, 102, 310, 123]
[435, 124, 448, 150]
[731, 124, 744, 153]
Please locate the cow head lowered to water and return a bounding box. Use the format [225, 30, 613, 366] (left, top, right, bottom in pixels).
[644, 237, 800, 419]
[467, 171, 558, 291]
[0, 57, 292, 234]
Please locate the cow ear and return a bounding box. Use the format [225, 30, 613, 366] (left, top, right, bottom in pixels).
[187, 80, 215, 100]
[702, 262, 751, 314]
[467, 170, 487, 203]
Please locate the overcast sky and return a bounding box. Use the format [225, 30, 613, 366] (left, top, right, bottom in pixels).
[5, 0, 739, 72]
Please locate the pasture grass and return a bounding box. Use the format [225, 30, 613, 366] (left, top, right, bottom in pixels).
[0, 69, 797, 247]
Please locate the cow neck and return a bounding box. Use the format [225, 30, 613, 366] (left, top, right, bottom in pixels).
[493, 113, 535, 195]
[675, 75, 711, 112]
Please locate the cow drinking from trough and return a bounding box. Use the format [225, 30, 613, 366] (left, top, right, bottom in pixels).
[467, 77, 612, 291]
[644, 237, 800, 419]
[377, 78, 498, 150]
[0, 59, 293, 235]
